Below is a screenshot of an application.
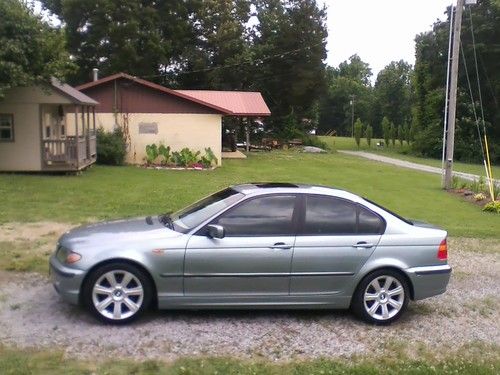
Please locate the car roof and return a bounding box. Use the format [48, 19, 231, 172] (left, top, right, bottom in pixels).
[231, 182, 361, 201]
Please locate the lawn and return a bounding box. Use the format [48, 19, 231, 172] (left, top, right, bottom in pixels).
[0, 346, 498, 375]
[0, 151, 499, 237]
[319, 136, 500, 178]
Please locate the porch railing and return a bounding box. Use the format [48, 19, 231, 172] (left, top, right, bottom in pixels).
[43, 135, 96, 167]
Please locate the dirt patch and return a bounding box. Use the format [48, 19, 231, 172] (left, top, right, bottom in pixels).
[0, 231, 498, 362]
[0, 222, 73, 243]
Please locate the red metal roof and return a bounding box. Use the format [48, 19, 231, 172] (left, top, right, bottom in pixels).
[175, 90, 271, 117]
[76, 72, 270, 116]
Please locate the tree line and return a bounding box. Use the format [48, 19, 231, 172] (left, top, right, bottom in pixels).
[1, 0, 498, 162]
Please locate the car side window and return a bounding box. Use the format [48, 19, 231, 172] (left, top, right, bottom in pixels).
[213, 195, 297, 236]
[358, 205, 385, 234]
[303, 195, 357, 235]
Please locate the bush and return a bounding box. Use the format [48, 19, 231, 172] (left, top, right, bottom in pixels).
[365, 124, 373, 147]
[96, 127, 127, 165]
[300, 135, 329, 150]
[482, 201, 500, 214]
[353, 119, 363, 148]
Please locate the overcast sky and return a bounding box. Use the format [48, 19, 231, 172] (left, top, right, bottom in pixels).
[321, 0, 453, 79]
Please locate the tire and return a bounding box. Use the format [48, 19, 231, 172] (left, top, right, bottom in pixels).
[351, 269, 409, 325]
[82, 262, 152, 324]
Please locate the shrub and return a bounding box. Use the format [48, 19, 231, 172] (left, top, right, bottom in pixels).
[365, 124, 373, 147]
[300, 135, 329, 150]
[158, 144, 171, 165]
[199, 147, 218, 168]
[145, 144, 159, 164]
[382, 117, 391, 147]
[353, 119, 363, 148]
[171, 148, 200, 167]
[96, 127, 127, 165]
[482, 201, 500, 214]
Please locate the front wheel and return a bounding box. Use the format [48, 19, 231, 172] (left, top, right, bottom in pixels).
[352, 269, 409, 324]
[82, 262, 152, 324]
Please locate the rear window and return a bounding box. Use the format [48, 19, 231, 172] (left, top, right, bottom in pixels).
[362, 197, 413, 225]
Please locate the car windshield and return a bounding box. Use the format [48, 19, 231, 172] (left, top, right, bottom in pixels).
[170, 188, 244, 233]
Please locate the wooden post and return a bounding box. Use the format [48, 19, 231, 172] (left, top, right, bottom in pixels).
[245, 118, 250, 153]
[444, 0, 465, 189]
[75, 105, 79, 169]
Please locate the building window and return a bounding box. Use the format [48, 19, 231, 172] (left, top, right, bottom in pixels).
[0, 114, 14, 141]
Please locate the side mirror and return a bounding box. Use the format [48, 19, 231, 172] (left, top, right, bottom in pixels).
[207, 224, 225, 239]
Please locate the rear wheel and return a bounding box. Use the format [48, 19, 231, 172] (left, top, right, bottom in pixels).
[83, 262, 152, 324]
[352, 269, 409, 324]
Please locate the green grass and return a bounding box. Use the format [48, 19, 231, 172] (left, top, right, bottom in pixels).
[319, 136, 500, 178]
[0, 151, 499, 237]
[0, 346, 498, 375]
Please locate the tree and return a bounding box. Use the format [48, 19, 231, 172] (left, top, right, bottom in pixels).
[365, 124, 373, 147]
[353, 118, 363, 148]
[41, 0, 198, 84]
[404, 123, 411, 145]
[253, 0, 328, 135]
[0, 0, 74, 97]
[390, 122, 396, 147]
[412, 0, 500, 162]
[373, 60, 413, 133]
[382, 117, 391, 146]
[318, 55, 374, 136]
[397, 125, 404, 146]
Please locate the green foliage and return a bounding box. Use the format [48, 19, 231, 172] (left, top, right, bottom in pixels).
[0, 0, 74, 97]
[365, 125, 373, 146]
[353, 118, 363, 148]
[145, 144, 159, 165]
[96, 127, 127, 166]
[171, 148, 201, 167]
[158, 144, 171, 165]
[389, 123, 396, 147]
[199, 147, 218, 168]
[382, 117, 391, 146]
[483, 201, 500, 214]
[397, 125, 404, 146]
[404, 123, 411, 145]
[300, 135, 328, 150]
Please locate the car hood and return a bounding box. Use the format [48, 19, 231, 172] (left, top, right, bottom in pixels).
[59, 216, 180, 249]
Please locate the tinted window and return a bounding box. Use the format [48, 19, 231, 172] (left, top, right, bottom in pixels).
[358, 206, 385, 234]
[304, 195, 357, 235]
[214, 195, 296, 236]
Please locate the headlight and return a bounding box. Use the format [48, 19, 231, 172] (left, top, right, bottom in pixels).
[56, 245, 82, 264]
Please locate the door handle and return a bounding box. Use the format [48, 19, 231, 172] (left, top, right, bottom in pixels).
[352, 242, 374, 249]
[269, 242, 292, 250]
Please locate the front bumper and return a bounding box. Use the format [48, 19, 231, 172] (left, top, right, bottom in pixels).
[405, 264, 452, 300]
[49, 255, 86, 305]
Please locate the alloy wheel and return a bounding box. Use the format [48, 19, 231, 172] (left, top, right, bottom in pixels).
[363, 275, 405, 321]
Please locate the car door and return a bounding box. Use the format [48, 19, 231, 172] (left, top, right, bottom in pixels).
[185, 194, 299, 297]
[290, 194, 384, 295]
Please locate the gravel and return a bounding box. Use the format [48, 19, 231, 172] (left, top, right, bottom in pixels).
[0, 233, 498, 362]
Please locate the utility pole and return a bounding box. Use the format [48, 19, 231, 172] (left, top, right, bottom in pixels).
[350, 94, 355, 138]
[443, 0, 465, 189]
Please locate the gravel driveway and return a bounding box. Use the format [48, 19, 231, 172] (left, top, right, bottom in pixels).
[0, 230, 498, 361]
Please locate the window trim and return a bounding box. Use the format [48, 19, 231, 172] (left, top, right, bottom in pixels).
[297, 194, 386, 236]
[197, 193, 300, 237]
[0, 113, 14, 142]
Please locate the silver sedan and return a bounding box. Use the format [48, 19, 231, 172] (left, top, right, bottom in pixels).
[50, 183, 451, 324]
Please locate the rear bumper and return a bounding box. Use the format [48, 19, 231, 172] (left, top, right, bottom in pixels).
[49, 255, 86, 305]
[405, 265, 452, 300]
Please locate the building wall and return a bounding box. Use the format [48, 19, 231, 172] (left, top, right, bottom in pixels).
[95, 113, 222, 165]
[0, 86, 75, 171]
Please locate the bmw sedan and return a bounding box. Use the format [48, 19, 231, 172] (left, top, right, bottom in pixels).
[50, 183, 451, 324]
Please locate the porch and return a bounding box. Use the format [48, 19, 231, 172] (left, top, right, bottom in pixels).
[42, 104, 97, 171]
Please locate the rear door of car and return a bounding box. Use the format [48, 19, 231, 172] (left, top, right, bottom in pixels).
[185, 194, 299, 297]
[290, 194, 385, 295]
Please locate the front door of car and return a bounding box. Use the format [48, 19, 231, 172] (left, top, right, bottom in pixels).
[185, 194, 299, 297]
[290, 194, 384, 295]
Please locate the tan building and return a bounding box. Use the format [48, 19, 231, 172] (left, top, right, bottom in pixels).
[76, 73, 271, 165]
[0, 78, 98, 172]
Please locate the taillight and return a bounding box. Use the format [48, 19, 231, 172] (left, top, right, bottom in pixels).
[437, 239, 448, 260]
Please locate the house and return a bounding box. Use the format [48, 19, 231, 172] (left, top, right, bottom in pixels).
[76, 73, 271, 165]
[0, 78, 98, 172]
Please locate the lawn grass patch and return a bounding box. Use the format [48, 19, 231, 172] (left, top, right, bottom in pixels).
[319, 136, 500, 178]
[0, 151, 499, 237]
[0, 240, 50, 274]
[0, 346, 498, 375]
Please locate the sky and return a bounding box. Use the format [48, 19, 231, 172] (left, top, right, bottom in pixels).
[321, 0, 454, 79]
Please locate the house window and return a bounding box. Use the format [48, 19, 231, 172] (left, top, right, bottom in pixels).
[0, 114, 14, 141]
